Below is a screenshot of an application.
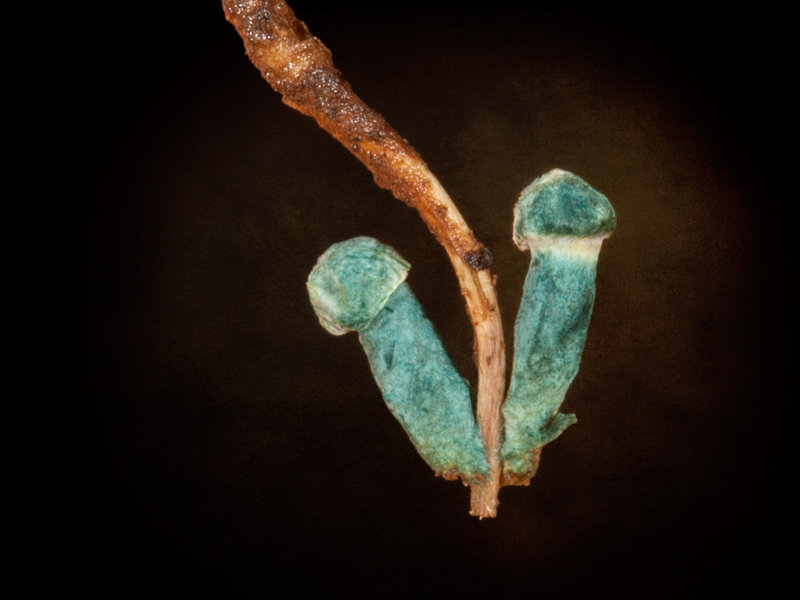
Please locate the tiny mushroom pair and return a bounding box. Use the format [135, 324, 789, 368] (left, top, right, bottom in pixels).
[307, 169, 616, 485]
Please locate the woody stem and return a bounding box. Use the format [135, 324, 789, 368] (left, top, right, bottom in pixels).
[222, 0, 506, 517]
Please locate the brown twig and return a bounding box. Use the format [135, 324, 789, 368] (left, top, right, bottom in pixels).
[222, 0, 506, 517]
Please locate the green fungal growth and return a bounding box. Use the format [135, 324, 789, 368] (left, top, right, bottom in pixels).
[222, 0, 618, 515]
[501, 169, 616, 482]
[307, 237, 488, 481]
[304, 172, 615, 494]
[307, 237, 411, 336]
[512, 169, 617, 244]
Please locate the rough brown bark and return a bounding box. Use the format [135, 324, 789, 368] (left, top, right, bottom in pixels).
[222, 0, 506, 517]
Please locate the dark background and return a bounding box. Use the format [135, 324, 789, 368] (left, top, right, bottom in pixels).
[78, 1, 792, 597]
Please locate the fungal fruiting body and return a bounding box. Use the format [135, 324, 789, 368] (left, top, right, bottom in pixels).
[223, 0, 617, 516]
[305, 171, 615, 502]
[307, 237, 488, 483]
[501, 169, 616, 484]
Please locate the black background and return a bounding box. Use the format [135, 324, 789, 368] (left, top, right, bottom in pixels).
[77, 1, 792, 597]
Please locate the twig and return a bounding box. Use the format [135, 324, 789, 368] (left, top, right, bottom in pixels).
[222, 0, 506, 517]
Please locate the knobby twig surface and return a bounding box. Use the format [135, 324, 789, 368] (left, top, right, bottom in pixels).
[222, 0, 506, 517]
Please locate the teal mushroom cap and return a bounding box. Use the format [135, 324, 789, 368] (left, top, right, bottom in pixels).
[307, 236, 411, 335]
[513, 169, 617, 249]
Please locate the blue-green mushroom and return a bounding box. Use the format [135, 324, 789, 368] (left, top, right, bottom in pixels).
[501, 169, 616, 483]
[307, 236, 488, 482]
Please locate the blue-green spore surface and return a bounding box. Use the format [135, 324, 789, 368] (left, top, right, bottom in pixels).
[307, 237, 410, 335]
[503, 169, 615, 478]
[360, 283, 488, 480]
[501, 248, 597, 477]
[307, 237, 487, 481]
[514, 169, 616, 246]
